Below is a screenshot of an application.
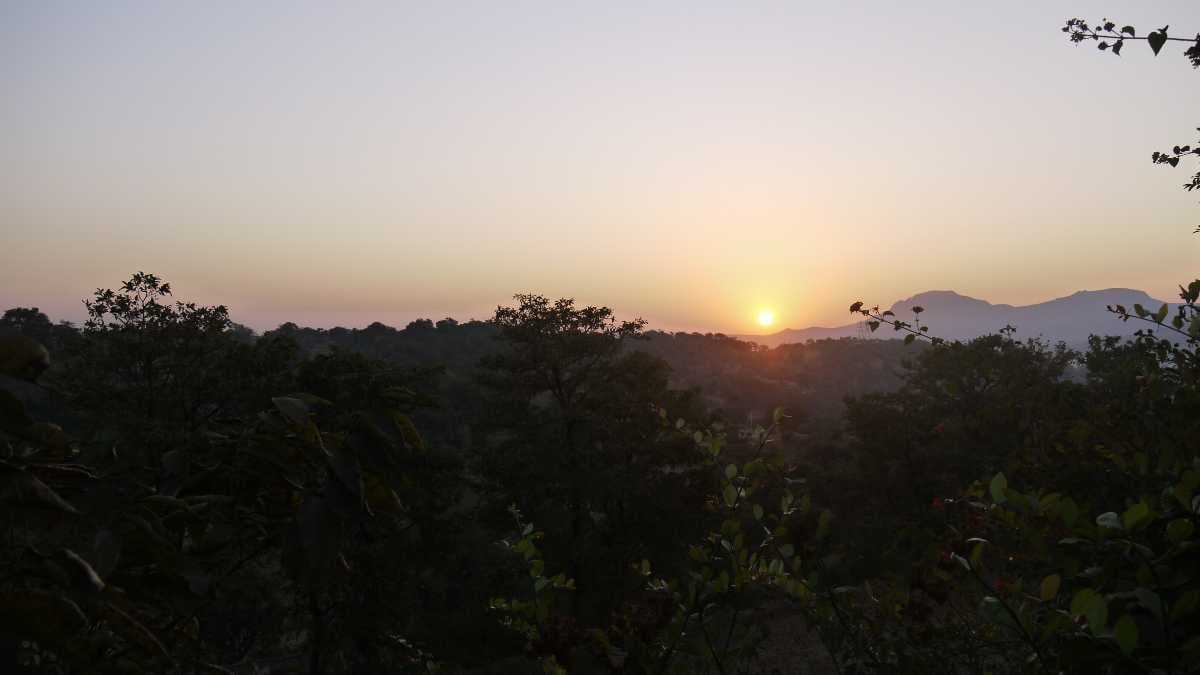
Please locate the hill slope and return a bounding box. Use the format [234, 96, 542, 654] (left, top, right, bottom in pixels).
[747, 289, 1178, 347]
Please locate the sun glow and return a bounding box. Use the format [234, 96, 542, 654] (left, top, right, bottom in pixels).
[757, 309, 776, 328]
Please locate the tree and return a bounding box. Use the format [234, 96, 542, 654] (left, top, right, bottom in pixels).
[478, 295, 708, 629]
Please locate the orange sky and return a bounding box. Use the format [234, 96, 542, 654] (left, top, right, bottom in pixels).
[2, 2, 1198, 333]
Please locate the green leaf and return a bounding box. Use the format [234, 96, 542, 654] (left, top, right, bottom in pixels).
[989, 473, 1008, 504]
[0, 335, 49, 383]
[753, 504, 764, 521]
[1115, 614, 1139, 655]
[1154, 303, 1169, 323]
[904, 334, 916, 345]
[725, 464, 738, 480]
[1094, 590, 1108, 629]
[390, 412, 425, 451]
[1172, 589, 1200, 620]
[723, 485, 737, 507]
[1167, 518, 1194, 543]
[816, 509, 834, 541]
[272, 396, 310, 426]
[1069, 589, 1108, 631]
[1096, 512, 1122, 530]
[1070, 588, 1095, 615]
[779, 544, 794, 559]
[1122, 503, 1152, 530]
[1040, 574, 1061, 602]
[1059, 497, 1079, 527]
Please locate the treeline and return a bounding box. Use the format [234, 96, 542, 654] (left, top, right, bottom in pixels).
[2, 272, 1199, 674]
[266, 316, 919, 438]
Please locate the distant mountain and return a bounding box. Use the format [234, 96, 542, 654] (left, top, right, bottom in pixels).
[746, 289, 1180, 348]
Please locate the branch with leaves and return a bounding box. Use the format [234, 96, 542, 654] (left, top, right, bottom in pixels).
[849, 301, 944, 345]
[1062, 19, 1200, 64]
[1063, 19, 1200, 232]
[1107, 279, 1200, 342]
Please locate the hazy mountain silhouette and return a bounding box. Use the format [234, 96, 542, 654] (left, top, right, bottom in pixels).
[747, 289, 1180, 347]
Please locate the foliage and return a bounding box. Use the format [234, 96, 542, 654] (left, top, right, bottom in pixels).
[1062, 18, 1200, 231]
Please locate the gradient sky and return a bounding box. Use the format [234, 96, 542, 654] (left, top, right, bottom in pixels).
[2, 1, 1198, 333]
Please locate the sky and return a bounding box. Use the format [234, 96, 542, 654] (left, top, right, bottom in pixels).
[2, 1, 1199, 334]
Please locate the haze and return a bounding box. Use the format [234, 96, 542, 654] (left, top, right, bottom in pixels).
[2, 1, 1198, 333]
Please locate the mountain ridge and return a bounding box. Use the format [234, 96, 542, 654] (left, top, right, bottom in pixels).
[746, 288, 1177, 347]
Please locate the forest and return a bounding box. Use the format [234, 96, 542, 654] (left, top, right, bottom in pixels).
[2, 14, 1200, 675]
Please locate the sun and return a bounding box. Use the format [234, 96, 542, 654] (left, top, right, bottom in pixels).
[756, 309, 776, 328]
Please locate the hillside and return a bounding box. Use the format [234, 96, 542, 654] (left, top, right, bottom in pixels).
[747, 288, 1180, 347]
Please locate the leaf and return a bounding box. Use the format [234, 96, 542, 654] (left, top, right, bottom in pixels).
[0, 462, 80, 514]
[1096, 511, 1122, 530]
[816, 509, 834, 541]
[60, 548, 105, 592]
[1121, 503, 1152, 530]
[0, 335, 49, 382]
[1071, 588, 1108, 630]
[1148, 29, 1168, 56]
[1154, 303, 1169, 323]
[390, 412, 425, 451]
[1121, 26, 1135, 37]
[1167, 518, 1194, 543]
[723, 484, 737, 507]
[753, 504, 764, 520]
[1115, 614, 1139, 655]
[989, 473, 1008, 504]
[904, 334, 916, 345]
[725, 464, 738, 480]
[1040, 574, 1061, 601]
[1172, 589, 1200, 620]
[1059, 497, 1079, 527]
[273, 396, 310, 426]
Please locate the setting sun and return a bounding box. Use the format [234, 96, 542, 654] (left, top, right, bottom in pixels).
[756, 309, 776, 328]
